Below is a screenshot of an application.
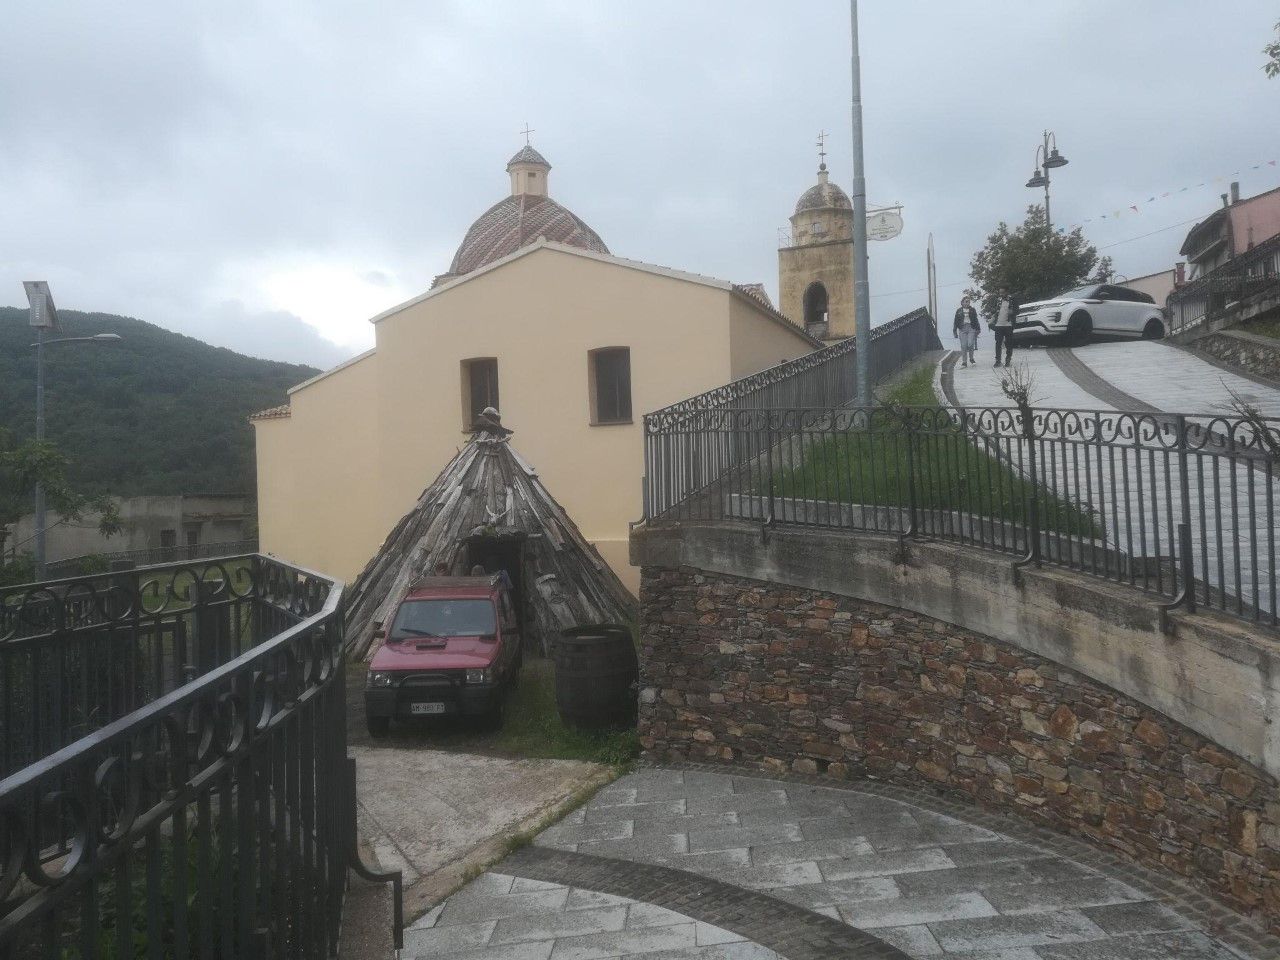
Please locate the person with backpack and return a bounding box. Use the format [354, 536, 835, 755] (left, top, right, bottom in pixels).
[953, 296, 981, 368]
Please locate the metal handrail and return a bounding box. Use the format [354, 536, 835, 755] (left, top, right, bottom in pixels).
[0, 554, 404, 957]
[642, 403, 1280, 633]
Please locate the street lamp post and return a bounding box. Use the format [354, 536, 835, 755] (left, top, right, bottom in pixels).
[850, 0, 873, 407]
[23, 281, 122, 579]
[1025, 130, 1069, 235]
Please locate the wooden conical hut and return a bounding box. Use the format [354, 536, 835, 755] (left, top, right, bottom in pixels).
[343, 412, 636, 659]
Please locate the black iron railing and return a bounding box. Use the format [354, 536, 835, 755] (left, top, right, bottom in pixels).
[0, 555, 402, 958]
[43, 539, 260, 579]
[643, 405, 1280, 631]
[1168, 233, 1280, 336]
[649, 307, 941, 422]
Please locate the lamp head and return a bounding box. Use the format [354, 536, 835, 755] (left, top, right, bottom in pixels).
[1043, 148, 1068, 169]
[1026, 168, 1048, 189]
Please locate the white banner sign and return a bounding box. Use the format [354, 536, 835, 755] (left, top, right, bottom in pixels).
[867, 209, 904, 241]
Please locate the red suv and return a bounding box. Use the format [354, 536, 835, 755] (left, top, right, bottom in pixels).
[364, 574, 522, 737]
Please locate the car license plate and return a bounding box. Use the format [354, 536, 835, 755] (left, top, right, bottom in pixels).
[409, 702, 446, 715]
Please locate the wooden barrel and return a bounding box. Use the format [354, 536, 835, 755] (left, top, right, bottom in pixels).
[554, 624, 638, 731]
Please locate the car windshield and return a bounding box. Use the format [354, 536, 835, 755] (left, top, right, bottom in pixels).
[390, 599, 497, 639]
[1058, 285, 1102, 300]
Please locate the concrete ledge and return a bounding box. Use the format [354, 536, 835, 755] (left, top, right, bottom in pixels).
[631, 520, 1280, 780]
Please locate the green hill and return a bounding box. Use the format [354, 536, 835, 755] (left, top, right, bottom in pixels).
[0, 307, 318, 498]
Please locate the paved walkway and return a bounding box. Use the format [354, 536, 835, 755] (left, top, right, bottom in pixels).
[404, 768, 1272, 959]
[354, 747, 606, 889]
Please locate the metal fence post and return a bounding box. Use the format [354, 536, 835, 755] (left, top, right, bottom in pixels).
[904, 409, 919, 537]
[1013, 407, 1041, 580]
[1174, 414, 1195, 607]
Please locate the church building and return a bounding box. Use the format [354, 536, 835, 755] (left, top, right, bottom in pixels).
[252, 143, 819, 592]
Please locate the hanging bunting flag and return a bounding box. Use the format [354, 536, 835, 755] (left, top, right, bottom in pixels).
[1058, 158, 1276, 232]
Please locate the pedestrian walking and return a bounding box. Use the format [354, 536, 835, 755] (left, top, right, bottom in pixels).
[989, 287, 1017, 367]
[953, 296, 980, 367]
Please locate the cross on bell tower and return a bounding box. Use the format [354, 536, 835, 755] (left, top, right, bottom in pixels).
[520, 123, 535, 145]
[816, 130, 828, 170]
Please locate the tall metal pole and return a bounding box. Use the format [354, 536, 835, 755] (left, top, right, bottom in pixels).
[34, 324, 46, 579]
[1042, 130, 1052, 235]
[850, 0, 872, 407]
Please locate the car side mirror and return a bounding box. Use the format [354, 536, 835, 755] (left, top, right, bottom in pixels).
[372, 622, 385, 640]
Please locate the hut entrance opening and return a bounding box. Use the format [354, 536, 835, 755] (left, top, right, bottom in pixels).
[464, 533, 527, 630]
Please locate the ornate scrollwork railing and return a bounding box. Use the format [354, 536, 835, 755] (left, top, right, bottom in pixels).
[0, 554, 403, 958]
[643, 401, 1280, 632]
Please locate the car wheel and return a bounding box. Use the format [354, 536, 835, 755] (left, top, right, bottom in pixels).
[366, 715, 390, 739]
[1066, 311, 1093, 346]
[1141, 318, 1165, 340]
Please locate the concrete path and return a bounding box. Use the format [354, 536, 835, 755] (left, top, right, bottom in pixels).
[406, 768, 1273, 959]
[352, 744, 609, 918]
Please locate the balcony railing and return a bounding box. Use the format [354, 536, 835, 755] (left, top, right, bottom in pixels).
[1168, 233, 1280, 336]
[0, 554, 402, 958]
[43, 539, 260, 579]
[643, 405, 1280, 633]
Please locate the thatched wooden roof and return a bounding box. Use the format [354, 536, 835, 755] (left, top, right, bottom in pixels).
[344, 415, 635, 659]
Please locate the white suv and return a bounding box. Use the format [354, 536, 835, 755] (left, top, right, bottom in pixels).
[1012, 283, 1166, 345]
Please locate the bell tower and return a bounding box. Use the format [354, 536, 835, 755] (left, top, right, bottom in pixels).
[778, 134, 857, 340]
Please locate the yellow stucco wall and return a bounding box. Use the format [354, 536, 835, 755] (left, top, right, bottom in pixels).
[255, 351, 383, 583]
[728, 294, 814, 380]
[255, 245, 815, 593]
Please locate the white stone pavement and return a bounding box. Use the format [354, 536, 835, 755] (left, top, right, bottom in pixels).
[404, 769, 1256, 959]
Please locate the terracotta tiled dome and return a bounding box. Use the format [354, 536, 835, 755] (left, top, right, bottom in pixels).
[794, 165, 852, 215]
[447, 194, 610, 276]
[443, 144, 610, 279]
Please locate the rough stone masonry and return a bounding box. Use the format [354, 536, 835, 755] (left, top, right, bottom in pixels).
[638, 564, 1280, 932]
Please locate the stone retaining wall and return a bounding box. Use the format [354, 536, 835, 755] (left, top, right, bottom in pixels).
[1194, 328, 1280, 381]
[639, 563, 1280, 930]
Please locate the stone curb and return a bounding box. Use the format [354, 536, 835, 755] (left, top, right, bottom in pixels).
[502, 844, 911, 960]
[640, 759, 1280, 960]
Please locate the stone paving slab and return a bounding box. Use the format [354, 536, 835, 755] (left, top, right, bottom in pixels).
[404, 768, 1272, 959]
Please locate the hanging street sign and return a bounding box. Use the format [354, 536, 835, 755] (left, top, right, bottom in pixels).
[866, 208, 904, 242]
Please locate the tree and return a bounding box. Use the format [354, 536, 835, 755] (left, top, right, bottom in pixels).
[967, 204, 1112, 317]
[0, 429, 121, 579]
[1265, 19, 1280, 77]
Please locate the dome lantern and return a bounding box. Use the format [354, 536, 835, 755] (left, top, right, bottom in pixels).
[507, 144, 551, 198]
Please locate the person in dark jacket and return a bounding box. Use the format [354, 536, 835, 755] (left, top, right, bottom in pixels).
[989, 287, 1018, 367]
[953, 296, 980, 367]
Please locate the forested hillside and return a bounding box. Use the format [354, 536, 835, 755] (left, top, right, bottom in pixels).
[0, 307, 319, 497]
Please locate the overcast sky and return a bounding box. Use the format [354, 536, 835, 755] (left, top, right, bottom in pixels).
[4, 1, 1279, 368]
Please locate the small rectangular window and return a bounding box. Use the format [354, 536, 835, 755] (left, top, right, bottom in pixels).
[461, 358, 499, 429]
[590, 347, 632, 425]
[160, 529, 176, 549]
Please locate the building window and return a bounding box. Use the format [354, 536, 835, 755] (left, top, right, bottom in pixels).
[811, 221, 827, 236]
[461, 358, 500, 429]
[589, 347, 632, 425]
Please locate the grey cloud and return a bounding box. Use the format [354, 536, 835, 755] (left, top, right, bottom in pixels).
[2, 0, 1279, 366]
